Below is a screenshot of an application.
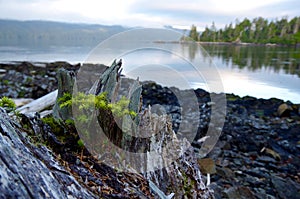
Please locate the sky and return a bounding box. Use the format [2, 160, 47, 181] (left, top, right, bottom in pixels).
[0, 0, 299, 30]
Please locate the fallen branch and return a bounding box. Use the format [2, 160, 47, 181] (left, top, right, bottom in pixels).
[17, 90, 58, 114]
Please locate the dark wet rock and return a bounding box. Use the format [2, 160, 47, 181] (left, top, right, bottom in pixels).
[257, 156, 277, 163]
[0, 61, 80, 99]
[223, 186, 255, 199]
[176, 92, 300, 198]
[271, 175, 300, 199]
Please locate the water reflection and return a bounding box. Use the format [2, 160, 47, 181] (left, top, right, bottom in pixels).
[120, 43, 300, 103]
[198, 44, 300, 103]
[199, 44, 300, 77]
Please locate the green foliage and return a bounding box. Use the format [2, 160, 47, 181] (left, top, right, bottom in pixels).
[110, 96, 137, 118]
[0, 96, 16, 112]
[58, 92, 72, 108]
[198, 16, 300, 45]
[65, 118, 75, 126]
[77, 139, 85, 148]
[59, 92, 137, 118]
[42, 116, 64, 135]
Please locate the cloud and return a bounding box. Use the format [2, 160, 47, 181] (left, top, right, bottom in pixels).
[0, 0, 299, 29]
[125, 0, 298, 29]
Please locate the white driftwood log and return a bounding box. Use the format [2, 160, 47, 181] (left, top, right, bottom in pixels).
[13, 98, 34, 107]
[17, 90, 58, 114]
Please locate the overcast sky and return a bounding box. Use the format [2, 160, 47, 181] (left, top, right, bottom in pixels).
[0, 0, 299, 30]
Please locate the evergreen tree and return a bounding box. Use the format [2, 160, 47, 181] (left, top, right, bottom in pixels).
[196, 16, 300, 46]
[189, 25, 199, 41]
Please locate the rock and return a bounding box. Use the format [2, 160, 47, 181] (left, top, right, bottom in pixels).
[257, 156, 277, 163]
[223, 186, 256, 199]
[198, 158, 217, 174]
[277, 103, 293, 117]
[271, 175, 300, 199]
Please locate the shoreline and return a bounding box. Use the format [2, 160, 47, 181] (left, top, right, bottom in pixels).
[0, 61, 299, 104]
[1, 61, 300, 198]
[155, 40, 300, 47]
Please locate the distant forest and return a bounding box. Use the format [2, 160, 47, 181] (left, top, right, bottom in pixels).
[0, 20, 127, 46]
[187, 16, 300, 45]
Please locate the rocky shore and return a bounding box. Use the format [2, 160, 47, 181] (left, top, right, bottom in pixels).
[142, 83, 300, 198]
[0, 61, 300, 198]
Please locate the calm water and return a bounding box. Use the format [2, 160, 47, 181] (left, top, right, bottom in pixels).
[0, 44, 299, 103]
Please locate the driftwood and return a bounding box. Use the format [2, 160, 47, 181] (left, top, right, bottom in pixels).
[0, 108, 96, 198]
[13, 98, 34, 107]
[17, 90, 58, 115]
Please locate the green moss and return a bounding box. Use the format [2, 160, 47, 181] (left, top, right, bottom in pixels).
[65, 118, 75, 126]
[58, 92, 72, 108]
[59, 92, 137, 119]
[0, 96, 16, 112]
[42, 116, 64, 135]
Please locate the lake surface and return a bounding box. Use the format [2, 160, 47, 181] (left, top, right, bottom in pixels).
[0, 44, 299, 103]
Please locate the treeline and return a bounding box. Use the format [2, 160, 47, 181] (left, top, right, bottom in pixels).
[188, 17, 300, 45]
[0, 19, 126, 46]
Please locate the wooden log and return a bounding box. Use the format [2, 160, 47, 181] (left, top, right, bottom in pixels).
[0, 108, 97, 199]
[17, 90, 58, 114]
[13, 98, 34, 107]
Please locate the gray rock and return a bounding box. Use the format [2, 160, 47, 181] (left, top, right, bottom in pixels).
[257, 156, 277, 163]
[223, 186, 255, 199]
[271, 175, 300, 199]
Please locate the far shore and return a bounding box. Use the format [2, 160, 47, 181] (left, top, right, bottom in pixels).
[154, 40, 300, 47]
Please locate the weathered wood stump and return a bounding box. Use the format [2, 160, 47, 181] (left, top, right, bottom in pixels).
[66, 60, 214, 198]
